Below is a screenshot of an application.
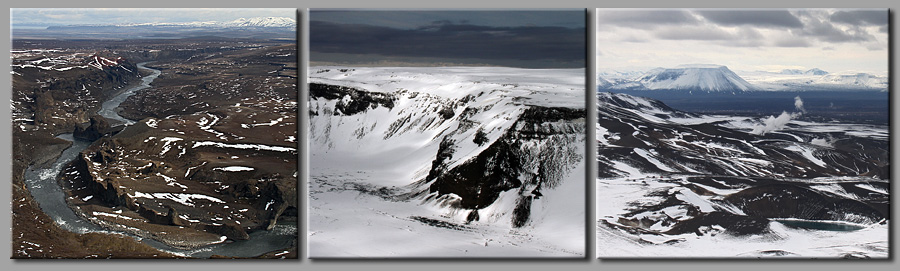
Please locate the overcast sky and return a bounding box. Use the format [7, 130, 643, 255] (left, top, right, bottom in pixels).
[597, 9, 888, 75]
[310, 10, 586, 68]
[10, 8, 296, 27]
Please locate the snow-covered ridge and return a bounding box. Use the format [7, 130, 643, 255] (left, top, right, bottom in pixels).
[740, 69, 887, 91]
[780, 68, 828, 75]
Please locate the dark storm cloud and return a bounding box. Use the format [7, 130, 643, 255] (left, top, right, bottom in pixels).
[696, 10, 803, 28]
[309, 16, 585, 68]
[311, 10, 585, 30]
[597, 10, 698, 28]
[831, 10, 888, 26]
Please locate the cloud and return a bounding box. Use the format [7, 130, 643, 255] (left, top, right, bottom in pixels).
[312, 10, 585, 30]
[696, 10, 803, 28]
[796, 17, 875, 43]
[597, 10, 698, 29]
[310, 20, 585, 68]
[653, 25, 732, 40]
[831, 10, 888, 26]
[774, 36, 812, 47]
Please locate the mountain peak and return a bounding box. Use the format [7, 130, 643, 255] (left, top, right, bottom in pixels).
[634, 65, 755, 92]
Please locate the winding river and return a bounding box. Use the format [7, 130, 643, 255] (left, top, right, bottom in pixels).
[24, 62, 295, 258]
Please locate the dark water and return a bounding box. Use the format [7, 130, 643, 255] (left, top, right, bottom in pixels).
[772, 219, 866, 231]
[97, 62, 160, 124]
[24, 134, 101, 234]
[606, 90, 889, 125]
[24, 62, 295, 258]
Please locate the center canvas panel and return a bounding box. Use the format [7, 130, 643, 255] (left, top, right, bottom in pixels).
[308, 9, 587, 258]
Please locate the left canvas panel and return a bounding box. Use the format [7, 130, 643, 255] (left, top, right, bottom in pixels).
[10, 8, 298, 259]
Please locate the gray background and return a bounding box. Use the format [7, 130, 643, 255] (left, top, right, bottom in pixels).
[3, 0, 897, 270]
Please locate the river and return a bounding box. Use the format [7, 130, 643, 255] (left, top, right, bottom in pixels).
[23, 62, 295, 258]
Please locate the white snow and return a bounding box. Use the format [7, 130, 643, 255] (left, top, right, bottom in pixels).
[634, 148, 675, 172]
[192, 141, 295, 153]
[785, 144, 827, 168]
[158, 137, 183, 156]
[131, 192, 224, 207]
[213, 166, 255, 172]
[674, 188, 715, 212]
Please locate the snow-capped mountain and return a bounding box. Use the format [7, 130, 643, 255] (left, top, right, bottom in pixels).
[596, 91, 889, 258]
[780, 68, 828, 75]
[606, 65, 756, 93]
[112, 17, 296, 28]
[637, 65, 755, 92]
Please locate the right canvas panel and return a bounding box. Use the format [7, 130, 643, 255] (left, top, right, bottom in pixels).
[596, 8, 889, 258]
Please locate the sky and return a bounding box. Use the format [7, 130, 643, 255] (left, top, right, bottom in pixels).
[309, 10, 586, 68]
[596, 9, 888, 75]
[10, 8, 296, 27]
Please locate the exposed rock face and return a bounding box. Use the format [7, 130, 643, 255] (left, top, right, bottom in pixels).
[73, 115, 116, 141]
[426, 106, 584, 222]
[309, 83, 396, 116]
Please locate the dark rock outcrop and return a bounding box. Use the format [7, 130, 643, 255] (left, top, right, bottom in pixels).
[309, 83, 396, 115]
[724, 184, 885, 224]
[74, 115, 118, 141]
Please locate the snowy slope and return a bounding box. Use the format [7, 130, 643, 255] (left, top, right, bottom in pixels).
[595, 92, 889, 258]
[309, 67, 586, 257]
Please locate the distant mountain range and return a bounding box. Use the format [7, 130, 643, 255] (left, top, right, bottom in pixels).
[15, 17, 297, 40]
[47, 17, 296, 29]
[599, 64, 887, 92]
[779, 68, 828, 75]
